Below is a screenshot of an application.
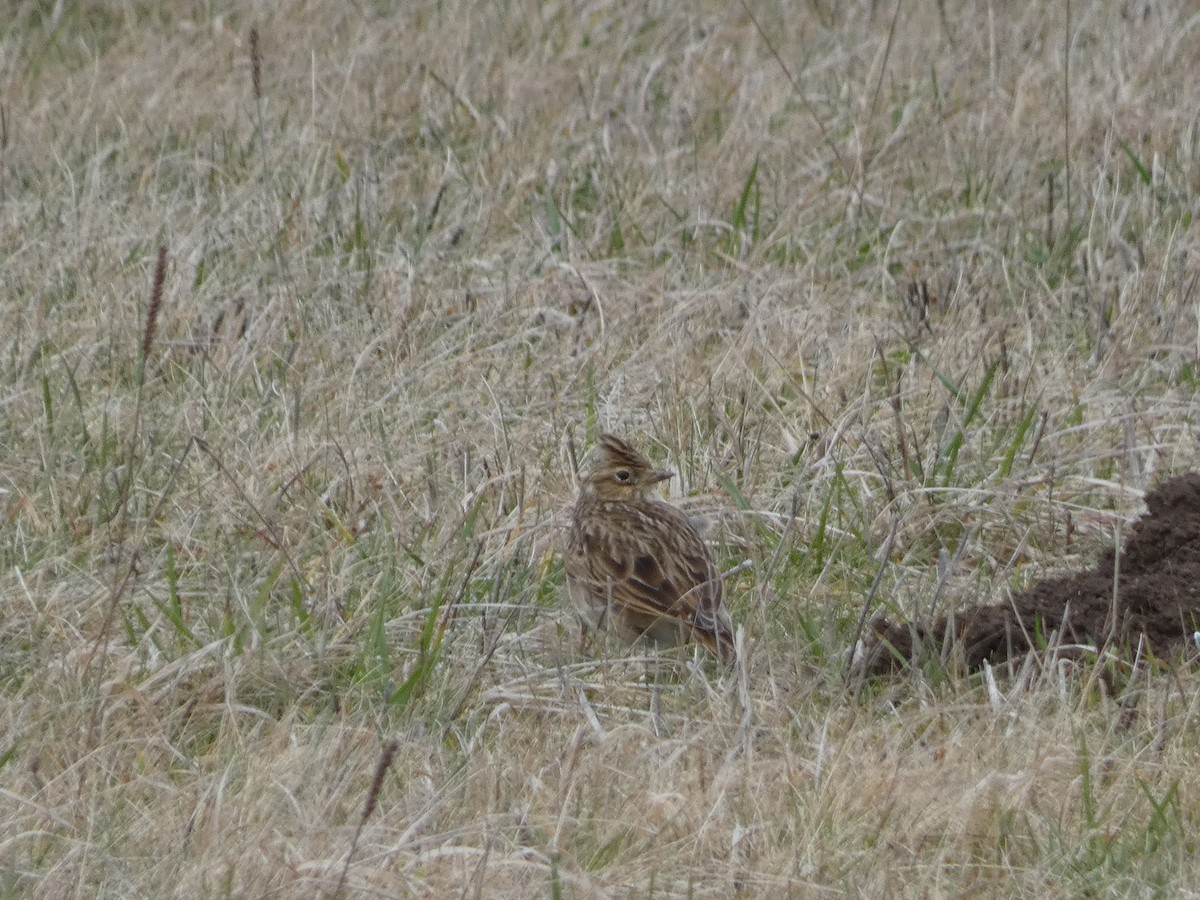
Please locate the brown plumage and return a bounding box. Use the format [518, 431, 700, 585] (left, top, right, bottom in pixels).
[565, 434, 737, 663]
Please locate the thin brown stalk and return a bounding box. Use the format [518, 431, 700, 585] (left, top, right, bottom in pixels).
[140, 245, 167, 381]
[249, 27, 268, 177]
[331, 740, 399, 899]
[0, 103, 7, 204]
[249, 28, 262, 101]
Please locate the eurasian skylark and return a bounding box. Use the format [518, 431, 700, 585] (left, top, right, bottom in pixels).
[565, 434, 736, 663]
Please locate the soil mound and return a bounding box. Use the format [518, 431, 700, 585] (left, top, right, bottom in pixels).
[860, 474, 1200, 675]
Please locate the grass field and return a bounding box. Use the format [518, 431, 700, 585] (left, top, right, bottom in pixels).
[4, 1, 1200, 896]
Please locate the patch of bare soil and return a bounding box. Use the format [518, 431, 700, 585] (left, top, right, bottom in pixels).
[860, 474, 1200, 675]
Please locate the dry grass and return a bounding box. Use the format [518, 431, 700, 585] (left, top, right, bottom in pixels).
[3, 0, 1200, 896]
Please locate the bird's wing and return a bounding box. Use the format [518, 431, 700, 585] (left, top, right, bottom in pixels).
[571, 505, 735, 660]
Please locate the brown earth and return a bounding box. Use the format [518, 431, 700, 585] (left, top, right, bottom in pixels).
[859, 474, 1200, 675]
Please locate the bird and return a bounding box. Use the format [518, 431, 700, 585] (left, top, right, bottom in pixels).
[564, 434, 737, 663]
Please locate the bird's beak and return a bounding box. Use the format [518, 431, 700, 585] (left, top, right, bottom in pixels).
[651, 469, 674, 483]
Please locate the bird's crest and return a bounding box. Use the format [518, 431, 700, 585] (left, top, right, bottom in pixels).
[596, 433, 652, 471]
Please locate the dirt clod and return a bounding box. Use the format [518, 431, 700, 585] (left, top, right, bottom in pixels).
[860, 474, 1200, 674]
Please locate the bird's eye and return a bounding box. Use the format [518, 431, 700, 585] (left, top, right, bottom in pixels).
[614, 469, 631, 482]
